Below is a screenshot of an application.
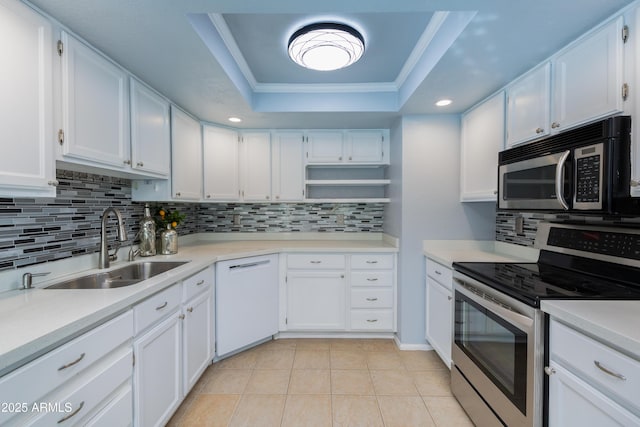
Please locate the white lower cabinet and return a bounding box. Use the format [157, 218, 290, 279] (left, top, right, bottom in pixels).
[0, 311, 134, 426]
[425, 257, 453, 368]
[283, 253, 396, 332]
[547, 319, 640, 426]
[182, 288, 212, 393]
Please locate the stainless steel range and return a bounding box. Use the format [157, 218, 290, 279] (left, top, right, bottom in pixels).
[451, 222, 640, 427]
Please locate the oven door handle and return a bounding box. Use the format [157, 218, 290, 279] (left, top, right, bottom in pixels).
[455, 283, 534, 333]
[555, 150, 570, 210]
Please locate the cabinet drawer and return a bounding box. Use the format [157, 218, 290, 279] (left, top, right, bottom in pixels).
[350, 310, 394, 331]
[426, 258, 452, 288]
[134, 283, 181, 334]
[351, 288, 393, 308]
[26, 347, 132, 427]
[351, 271, 394, 287]
[83, 383, 132, 427]
[0, 311, 133, 425]
[287, 254, 345, 269]
[550, 320, 640, 412]
[351, 254, 394, 269]
[183, 267, 212, 301]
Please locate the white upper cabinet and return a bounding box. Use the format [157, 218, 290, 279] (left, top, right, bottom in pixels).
[241, 131, 272, 201]
[346, 130, 386, 163]
[506, 62, 552, 147]
[306, 131, 344, 163]
[460, 91, 505, 202]
[202, 125, 239, 201]
[171, 106, 202, 200]
[59, 31, 129, 168]
[551, 16, 624, 132]
[130, 78, 170, 176]
[272, 132, 305, 202]
[0, 0, 56, 197]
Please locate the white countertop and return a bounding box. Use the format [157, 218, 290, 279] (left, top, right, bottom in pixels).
[541, 300, 640, 360]
[0, 233, 397, 376]
[423, 240, 539, 266]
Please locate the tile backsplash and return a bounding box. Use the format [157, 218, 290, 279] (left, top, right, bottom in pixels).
[0, 170, 384, 271]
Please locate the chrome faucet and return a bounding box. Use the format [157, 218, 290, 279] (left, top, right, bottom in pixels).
[98, 207, 128, 269]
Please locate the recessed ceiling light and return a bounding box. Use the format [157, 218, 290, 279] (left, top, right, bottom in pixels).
[228, 117, 242, 123]
[288, 22, 365, 71]
[435, 99, 452, 107]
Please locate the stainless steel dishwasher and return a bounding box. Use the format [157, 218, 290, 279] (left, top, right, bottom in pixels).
[215, 254, 279, 357]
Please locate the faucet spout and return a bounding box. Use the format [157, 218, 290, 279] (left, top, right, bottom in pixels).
[99, 207, 127, 269]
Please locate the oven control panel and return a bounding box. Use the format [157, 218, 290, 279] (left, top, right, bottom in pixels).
[547, 227, 640, 260]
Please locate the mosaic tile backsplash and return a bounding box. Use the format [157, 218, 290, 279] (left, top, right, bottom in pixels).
[0, 170, 384, 271]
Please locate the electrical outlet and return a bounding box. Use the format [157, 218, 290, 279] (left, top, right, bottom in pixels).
[515, 215, 525, 235]
[336, 214, 344, 225]
[233, 214, 241, 226]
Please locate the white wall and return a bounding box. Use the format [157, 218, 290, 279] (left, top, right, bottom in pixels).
[385, 114, 496, 345]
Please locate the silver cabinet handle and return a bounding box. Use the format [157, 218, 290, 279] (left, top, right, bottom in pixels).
[178, 314, 185, 320]
[366, 260, 378, 264]
[536, 127, 544, 134]
[206, 194, 211, 198]
[57, 401, 84, 424]
[196, 279, 205, 286]
[266, 195, 270, 200]
[123, 160, 131, 165]
[187, 307, 193, 313]
[544, 366, 556, 376]
[310, 260, 322, 264]
[366, 297, 378, 301]
[631, 180, 640, 187]
[434, 270, 442, 275]
[58, 353, 85, 371]
[48, 180, 59, 187]
[447, 296, 452, 301]
[175, 192, 181, 197]
[366, 278, 378, 282]
[137, 162, 144, 167]
[366, 319, 378, 323]
[551, 122, 560, 129]
[594, 361, 627, 381]
[155, 301, 168, 310]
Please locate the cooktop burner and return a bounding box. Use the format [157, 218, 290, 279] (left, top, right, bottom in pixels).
[453, 259, 640, 307]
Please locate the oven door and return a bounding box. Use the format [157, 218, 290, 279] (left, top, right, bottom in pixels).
[498, 150, 572, 210]
[452, 277, 541, 427]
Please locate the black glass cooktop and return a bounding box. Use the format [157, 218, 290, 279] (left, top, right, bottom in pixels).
[453, 251, 640, 307]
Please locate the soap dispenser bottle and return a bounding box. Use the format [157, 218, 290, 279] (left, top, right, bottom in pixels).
[138, 204, 156, 256]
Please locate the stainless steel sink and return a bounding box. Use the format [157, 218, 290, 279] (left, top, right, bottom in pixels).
[46, 261, 188, 289]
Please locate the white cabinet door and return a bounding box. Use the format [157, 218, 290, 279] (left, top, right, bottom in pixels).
[134, 313, 182, 427]
[202, 125, 239, 201]
[273, 132, 305, 201]
[0, 0, 55, 197]
[506, 63, 551, 147]
[460, 91, 505, 202]
[552, 17, 624, 132]
[130, 78, 170, 176]
[171, 106, 202, 200]
[60, 31, 129, 168]
[346, 130, 384, 163]
[182, 290, 212, 394]
[287, 271, 346, 330]
[306, 131, 344, 163]
[241, 131, 272, 201]
[547, 362, 640, 427]
[425, 277, 452, 368]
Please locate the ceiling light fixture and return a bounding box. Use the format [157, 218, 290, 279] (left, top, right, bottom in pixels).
[435, 99, 452, 107]
[288, 22, 365, 71]
[228, 117, 242, 123]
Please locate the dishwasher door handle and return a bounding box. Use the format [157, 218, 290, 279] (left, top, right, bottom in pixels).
[228, 259, 271, 270]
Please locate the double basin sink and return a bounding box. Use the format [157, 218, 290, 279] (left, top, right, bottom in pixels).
[46, 261, 188, 290]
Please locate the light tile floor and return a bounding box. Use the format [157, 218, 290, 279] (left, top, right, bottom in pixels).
[167, 339, 474, 427]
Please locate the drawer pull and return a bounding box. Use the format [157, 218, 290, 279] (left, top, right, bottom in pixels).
[179, 314, 185, 320]
[196, 279, 205, 286]
[434, 270, 442, 275]
[187, 307, 194, 313]
[366, 297, 378, 301]
[594, 360, 627, 381]
[544, 366, 556, 376]
[366, 319, 378, 323]
[156, 301, 168, 310]
[366, 260, 378, 264]
[57, 401, 84, 423]
[310, 260, 322, 264]
[58, 353, 85, 371]
[366, 278, 379, 282]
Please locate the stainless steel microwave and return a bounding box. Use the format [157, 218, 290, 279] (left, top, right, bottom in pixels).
[498, 116, 640, 214]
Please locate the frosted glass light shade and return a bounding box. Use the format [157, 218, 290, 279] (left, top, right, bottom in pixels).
[288, 23, 365, 71]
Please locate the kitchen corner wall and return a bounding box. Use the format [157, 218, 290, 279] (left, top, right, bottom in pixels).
[0, 170, 383, 272]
